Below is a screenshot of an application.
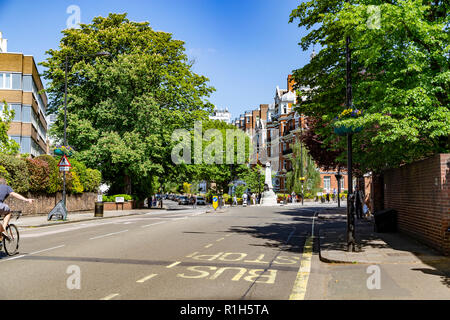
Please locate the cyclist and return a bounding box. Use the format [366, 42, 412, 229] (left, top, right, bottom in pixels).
[0, 177, 33, 241]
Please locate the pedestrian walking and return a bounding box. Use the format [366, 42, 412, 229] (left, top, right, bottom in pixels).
[326, 192, 330, 203]
[354, 185, 364, 219]
[233, 194, 238, 206]
[333, 188, 337, 202]
[291, 191, 296, 204]
[243, 193, 248, 207]
[251, 193, 256, 205]
[192, 194, 197, 209]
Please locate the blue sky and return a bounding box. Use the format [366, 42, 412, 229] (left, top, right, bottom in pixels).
[0, 0, 312, 119]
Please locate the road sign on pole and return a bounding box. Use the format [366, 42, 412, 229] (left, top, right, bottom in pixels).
[58, 155, 72, 172]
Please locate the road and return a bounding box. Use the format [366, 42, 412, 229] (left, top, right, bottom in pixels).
[1, 203, 448, 300]
[0, 204, 321, 300]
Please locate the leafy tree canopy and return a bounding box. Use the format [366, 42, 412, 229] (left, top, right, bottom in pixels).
[290, 0, 449, 172]
[41, 13, 215, 198]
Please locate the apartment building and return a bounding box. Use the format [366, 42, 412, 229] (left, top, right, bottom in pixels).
[0, 32, 48, 156]
[233, 73, 349, 194]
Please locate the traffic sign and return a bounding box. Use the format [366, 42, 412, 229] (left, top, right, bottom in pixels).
[59, 166, 70, 172]
[212, 196, 219, 210]
[58, 155, 72, 168]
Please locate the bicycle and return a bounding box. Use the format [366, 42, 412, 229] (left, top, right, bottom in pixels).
[0, 211, 21, 256]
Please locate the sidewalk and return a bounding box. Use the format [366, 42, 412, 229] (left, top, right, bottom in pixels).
[317, 208, 448, 265]
[14, 207, 211, 228]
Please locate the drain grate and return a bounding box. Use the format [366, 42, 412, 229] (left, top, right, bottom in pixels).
[386, 252, 410, 256]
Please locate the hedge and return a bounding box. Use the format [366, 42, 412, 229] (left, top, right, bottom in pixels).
[0, 153, 102, 194]
[102, 194, 133, 202]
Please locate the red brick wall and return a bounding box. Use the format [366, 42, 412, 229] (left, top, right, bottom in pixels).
[383, 154, 450, 256]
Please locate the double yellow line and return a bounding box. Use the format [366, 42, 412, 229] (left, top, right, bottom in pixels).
[289, 236, 313, 300]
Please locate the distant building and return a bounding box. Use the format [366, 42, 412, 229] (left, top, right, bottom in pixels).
[0, 32, 49, 156]
[209, 107, 231, 123]
[233, 72, 349, 194]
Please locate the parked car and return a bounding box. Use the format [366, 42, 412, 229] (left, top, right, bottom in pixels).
[196, 196, 206, 205]
[178, 196, 190, 205]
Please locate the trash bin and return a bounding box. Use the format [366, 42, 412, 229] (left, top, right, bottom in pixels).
[373, 208, 397, 233]
[95, 202, 104, 218]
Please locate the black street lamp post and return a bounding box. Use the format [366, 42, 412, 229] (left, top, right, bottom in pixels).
[345, 9, 356, 252]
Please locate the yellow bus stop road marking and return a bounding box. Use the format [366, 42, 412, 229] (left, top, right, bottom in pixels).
[167, 261, 181, 268]
[136, 274, 158, 283]
[289, 236, 313, 300]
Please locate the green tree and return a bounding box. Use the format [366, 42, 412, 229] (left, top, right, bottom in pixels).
[242, 165, 265, 194]
[290, 0, 449, 173]
[183, 120, 251, 195]
[286, 142, 321, 195]
[41, 13, 215, 200]
[0, 102, 20, 155]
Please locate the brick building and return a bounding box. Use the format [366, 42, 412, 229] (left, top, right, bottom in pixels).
[233, 74, 348, 194]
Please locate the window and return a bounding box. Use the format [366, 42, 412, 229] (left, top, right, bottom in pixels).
[23, 75, 32, 92]
[0, 73, 12, 89]
[12, 73, 21, 89]
[324, 176, 331, 192]
[22, 106, 32, 123]
[341, 177, 345, 190]
[21, 137, 31, 154]
[10, 104, 21, 122]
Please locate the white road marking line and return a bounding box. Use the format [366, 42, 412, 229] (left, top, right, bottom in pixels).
[141, 221, 167, 228]
[100, 293, 120, 300]
[136, 274, 158, 283]
[166, 261, 181, 268]
[89, 230, 128, 240]
[204, 244, 213, 248]
[186, 252, 199, 258]
[216, 238, 225, 242]
[3, 254, 26, 262]
[30, 245, 65, 255]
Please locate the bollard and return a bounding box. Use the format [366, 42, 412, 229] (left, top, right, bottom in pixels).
[94, 202, 104, 218]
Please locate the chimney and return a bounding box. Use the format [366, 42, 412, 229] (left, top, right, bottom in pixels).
[287, 74, 295, 92]
[0, 32, 7, 53]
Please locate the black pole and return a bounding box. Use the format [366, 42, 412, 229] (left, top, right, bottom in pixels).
[62, 55, 68, 208]
[346, 29, 356, 252]
[337, 166, 341, 208]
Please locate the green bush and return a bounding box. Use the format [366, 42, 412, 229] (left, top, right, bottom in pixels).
[84, 168, 102, 192]
[0, 154, 29, 193]
[67, 171, 84, 194]
[103, 194, 133, 202]
[0, 153, 101, 195]
[26, 158, 50, 192]
[0, 165, 10, 184]
[36, 155, 61, 193]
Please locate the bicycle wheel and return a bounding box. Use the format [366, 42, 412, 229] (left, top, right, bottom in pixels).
[3, 224, 19, 256]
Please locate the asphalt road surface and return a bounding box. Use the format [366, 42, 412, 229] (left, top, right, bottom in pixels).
[0, 205, 319, 300]
[2, 203, 447, 300]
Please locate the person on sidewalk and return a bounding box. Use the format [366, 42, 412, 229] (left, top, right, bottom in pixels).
[233, 194, 238, 206]
[192, 194, 197, 209]
[242, 193, 248, 207]
[354, 185, 364, 219]
[251, 193, 256, 205]
[0, 177, 34, 241]
[291, 191, 296, 204]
